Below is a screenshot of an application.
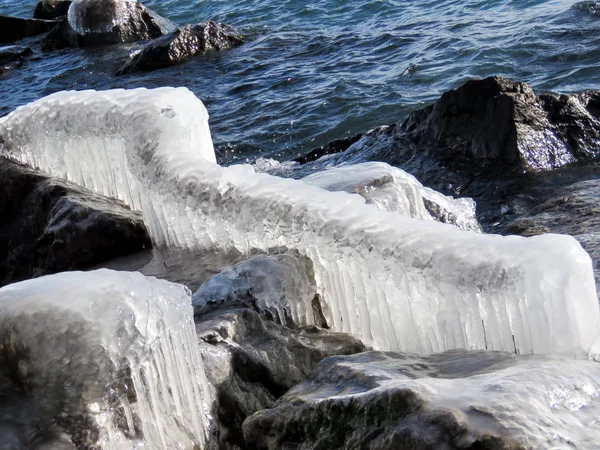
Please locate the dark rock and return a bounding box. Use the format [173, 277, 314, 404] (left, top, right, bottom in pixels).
[0, 157, 151, 287]
[41, 0, 175, 50]
[33, 0, 72, 20]
[292, 133, 362, 165]
[0, 45, 33, 74]
[0, 15, 58, 45]
[116, 21, 243, 75]
[242, 350, 597, 449]
[196, 303, 366, 449]
[399, 76, 600, 171]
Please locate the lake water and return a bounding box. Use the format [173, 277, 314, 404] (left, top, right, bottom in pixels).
[1, 0, 600, 165]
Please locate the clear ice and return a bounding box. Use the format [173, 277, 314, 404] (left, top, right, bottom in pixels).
[0, 269, 210, 449]
[192, 254, 318, 326]
[0, 87, 599, 357]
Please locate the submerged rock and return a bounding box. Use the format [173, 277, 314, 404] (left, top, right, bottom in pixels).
[0, 158, 151, 287]
[33, 0, 72, 20]
[0, 45, 33, 75]
[243, 350, 600, 449]
[117, 21, 243, 75]
[196, 303, 366, 449]
[41, 0, 175, 50]
[0, 15, 58, 45]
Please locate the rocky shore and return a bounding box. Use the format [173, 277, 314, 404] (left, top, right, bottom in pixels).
[1, 1, 600, 449]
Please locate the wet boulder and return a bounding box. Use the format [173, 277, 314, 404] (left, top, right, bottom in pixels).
[400, 76, 600, 171]
[0, 157, 151, 287]
[0, 15, 58, 44]
[33, 0, 72, 20]
[41, 0, 175, 50]
[197, 303, 366, 449]
[243, 350, 600, 449]
[117, 21, 243, 75]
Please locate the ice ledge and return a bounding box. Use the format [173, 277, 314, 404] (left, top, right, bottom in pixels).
[0, 88, 598, 357]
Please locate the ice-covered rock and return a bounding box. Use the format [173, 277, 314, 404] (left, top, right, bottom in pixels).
[0, 88, 598, 357]
[243, 350, 600, 449]
[0, 269, 210, 449]
[301, 162, 481, 232]
[42, 0, 175, 50]
[193, 254, 323, 327]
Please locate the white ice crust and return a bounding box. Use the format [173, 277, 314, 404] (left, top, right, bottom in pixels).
[0, 269, 210, 449]
[301, 161, 482, 232]
[1, 87, 598, 357]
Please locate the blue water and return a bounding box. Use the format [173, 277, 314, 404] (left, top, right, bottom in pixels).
[1, 0, 600, 164]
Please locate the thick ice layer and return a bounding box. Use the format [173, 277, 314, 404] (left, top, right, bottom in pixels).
[68, 0, 136, 34]
[1, 88, 599, 357]
[301, 162, 482, 232]
[0, 269, 210, 449]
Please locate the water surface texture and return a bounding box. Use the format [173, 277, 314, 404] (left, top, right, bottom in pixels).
[1, 0, 599, 163]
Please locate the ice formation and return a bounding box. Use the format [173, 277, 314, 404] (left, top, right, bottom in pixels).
[301, 162, 482, 232]
[1, 87, 599, 357]
[192, 254, 318, 326]
[69, 0, 139, 34]
[0, 269, 210, 449]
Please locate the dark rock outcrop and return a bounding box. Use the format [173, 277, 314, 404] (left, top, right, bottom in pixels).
[33, 0, 72, 20]
[0, 157, 151, 287]
[573, 1, 600, 16]
[292, 77, 600, 241]
[0, 15, 58, 45]
[41, 0, 175, 50]
[117, 22, 243, 75]
[296, 76, 600, 176]
[400, 76, 600, 171]
[197, 303, 366, 449]
[193, 252, 365, 449]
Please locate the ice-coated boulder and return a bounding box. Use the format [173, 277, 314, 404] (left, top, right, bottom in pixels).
[0, 87, 598, 357]
[0, 269, 210, 449]
[243, 350, 600, 449]
[42, 0, 175, 50]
